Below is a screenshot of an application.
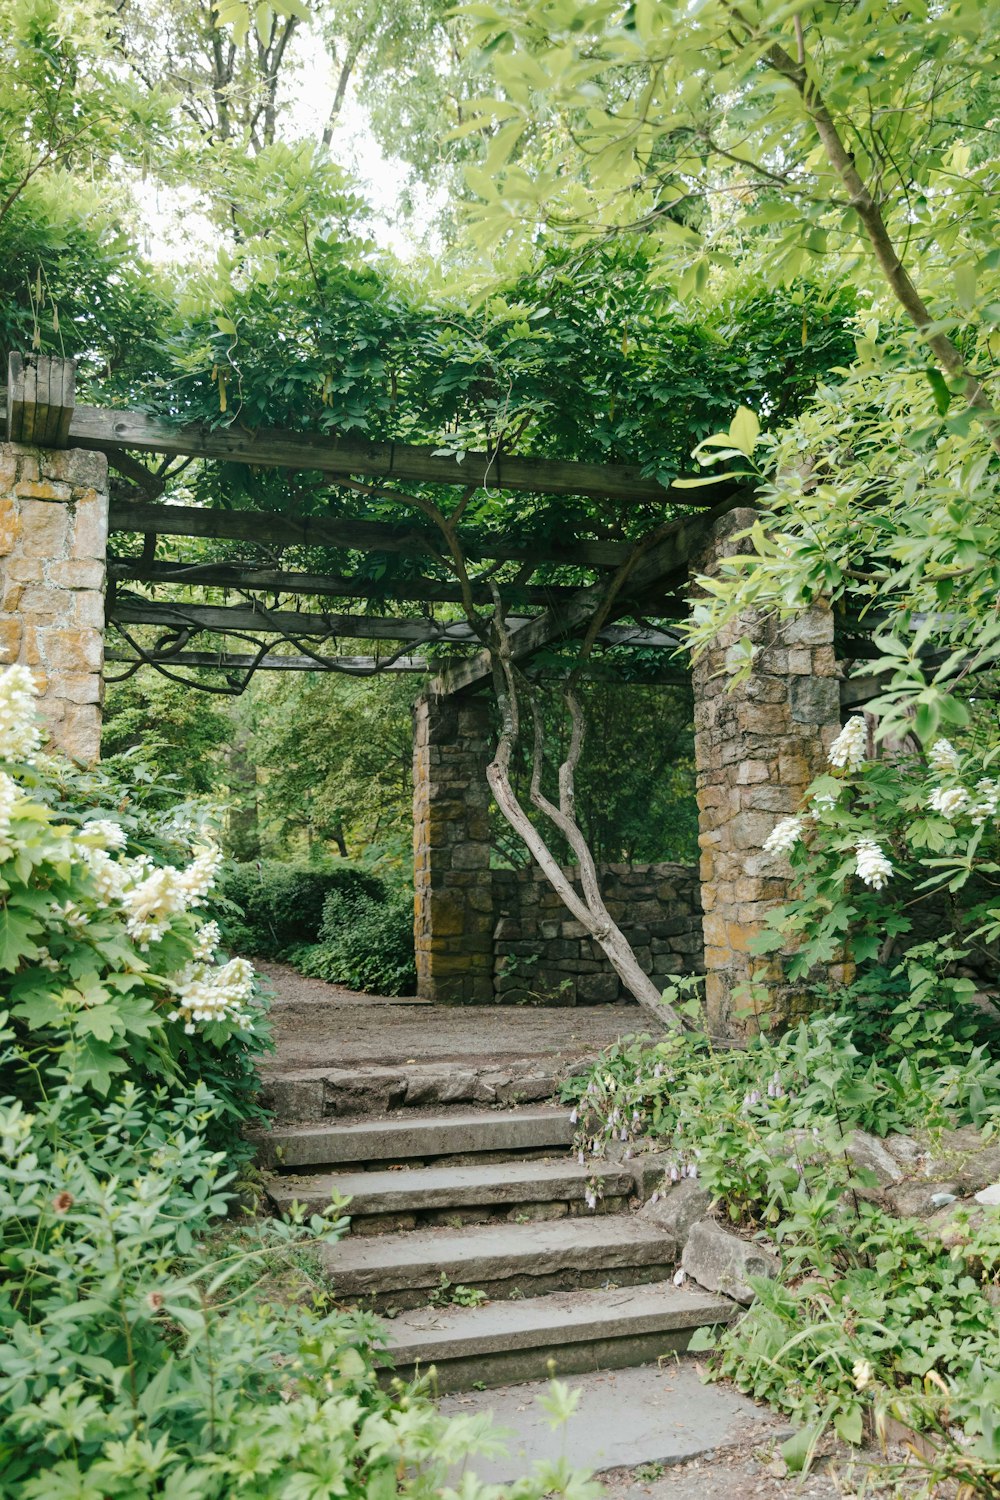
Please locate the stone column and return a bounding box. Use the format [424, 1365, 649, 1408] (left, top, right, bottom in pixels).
[412, 693, 495, 1003]
[692, 508, 846, 1036]
[0, 443, 109, 762]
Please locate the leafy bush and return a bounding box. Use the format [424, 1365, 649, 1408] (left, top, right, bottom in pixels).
[298, 884, 416, 996]
[216, 861, 387, 958]
[0, 666, 588, 1498]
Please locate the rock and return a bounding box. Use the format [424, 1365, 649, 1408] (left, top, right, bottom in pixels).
[681, 1220, 779, 1305]
[639, 1180, 713, 1247]
[884, 1134, 925, 1171]
[843, 1131, 906, 1196]
[884, 1181, 962, 1219]
[923, 1127, 1000, 1195]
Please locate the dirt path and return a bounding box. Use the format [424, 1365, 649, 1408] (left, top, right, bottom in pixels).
[256, 958, 639, 1071]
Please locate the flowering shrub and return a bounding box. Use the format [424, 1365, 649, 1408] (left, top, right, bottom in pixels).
[0, 666, 268, 1132]
[753, 718, 1000, 1005]
[0, 669, 591, 1498]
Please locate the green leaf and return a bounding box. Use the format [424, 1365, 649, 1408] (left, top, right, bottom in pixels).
[728, 405, 760, 457]
[0, 903, 44, 972]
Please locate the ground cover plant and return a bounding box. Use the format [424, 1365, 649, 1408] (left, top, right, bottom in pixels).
[564, 713, 1000, 1492]
[0, 666, 590, 1497]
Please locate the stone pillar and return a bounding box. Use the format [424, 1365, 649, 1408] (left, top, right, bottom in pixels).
[0, 443, 109, 762]
[412, 693, 495, 1003]
[692, 508, 845, 1036]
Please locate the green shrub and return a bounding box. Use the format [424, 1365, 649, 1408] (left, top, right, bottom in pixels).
[0, 666, 588, 1498]
[298, 885, 416, 996]
[217, 861, 387, 958]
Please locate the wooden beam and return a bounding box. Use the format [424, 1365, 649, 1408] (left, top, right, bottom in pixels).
[6, 355, 76, 447]
[107, 499, 632, 569]
[106, 557, 602, 609]
[105, 648, 429, 674]
[108, 597, 682, 647]
[104, 647, 690, 685]
[0, 390, 733, 505]
[432, 508, 711, 696]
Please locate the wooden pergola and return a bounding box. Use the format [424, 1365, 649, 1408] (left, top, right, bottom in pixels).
[4, 355, 734, 693]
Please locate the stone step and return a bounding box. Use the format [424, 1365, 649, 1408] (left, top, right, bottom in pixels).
[320, 1215, 678, 1311]
[260, 1061, 561, 1125]
[384, 1281, 737, 1392]
[268, 1157, 635, 1231]
[262, 1105, 575, 1172]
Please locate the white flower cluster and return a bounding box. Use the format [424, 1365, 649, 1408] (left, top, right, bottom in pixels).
[0, 771, 23, 860]
[80, 818, 128, 851]
[763, 815, 805, 855]
[81, 846, 129, 908]
[168, 956, 255, 1034]
[828, 716, 867, 772]
[928, 786, 970, 820]
[123, 845, 222, 947]
[855, 837, 892, 890]
[0, 665, 42, 762]
[928, 738, 961, 775]
[192, 920, 221, 962]
[971, 780, 1000, 826]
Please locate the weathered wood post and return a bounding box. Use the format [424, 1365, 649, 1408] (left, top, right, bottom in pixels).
[1, 354, 109, 762]
[412, 692, 495, 1003]
[691, 508, 849, 1035]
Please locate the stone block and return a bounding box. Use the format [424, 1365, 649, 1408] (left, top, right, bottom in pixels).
[681, 1220, 779, 1304]
[639, 1180, 713, 1247]
[70, 493, 109, 559]
[789, 675, 840, 726]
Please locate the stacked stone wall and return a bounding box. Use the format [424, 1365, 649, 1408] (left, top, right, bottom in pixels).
[0, 443, 108, 762]
[493, 862, 703, 1005]
[691, 508, 849, 1034]
[412, 695, 494, 1003]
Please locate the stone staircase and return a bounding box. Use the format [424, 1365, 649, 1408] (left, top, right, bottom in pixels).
[260, 1084, 736, 1394]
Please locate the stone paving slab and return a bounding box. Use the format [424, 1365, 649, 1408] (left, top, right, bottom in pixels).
[439, 1362, 790, 1482]
[264, 1104, 575, 1169]
[269, 1156, 634, 1216]
[388, 1281, 735, 1363]
[320, 1215, 677, 1299]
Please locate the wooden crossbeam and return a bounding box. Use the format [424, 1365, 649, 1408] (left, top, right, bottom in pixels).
[106, 557, 604, 609]
[108, 598, 682, 647]
[432, 508, 712, 696]
[108, 500, 631, 569]
[105, 648, 429, 674]
[6, 355, 76, 447]
[0, 389, 731, 506]
[105, 647, 691, 685]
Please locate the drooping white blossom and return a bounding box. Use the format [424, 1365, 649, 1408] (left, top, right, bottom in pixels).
[0, 664, 42, 762]
[928, 738, 961, 775]
[168, 955, 256, 1033]
[192, 920, 221, 963]
[81, 846, 129, 908]
[970, 779, 1000, 826]
[123, 845, 222, 946]
[177, 845, 222, 907]
[0, 771, 22, 860]
[855, 838, 892, 890]
[828, 716, 868, 771]
[763, 816, 805, 855]
[80, 818, 128, 852]
[928, 786, 970, 819]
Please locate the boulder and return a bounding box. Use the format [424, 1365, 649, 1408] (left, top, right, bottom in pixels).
[639, 1180, 713, 1247]
[843, 1131, 906, 1196]
[923, 1127, 1000, 1195]
[681, 1220, 779, 1305]
[884, 1181, 962, 1219]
